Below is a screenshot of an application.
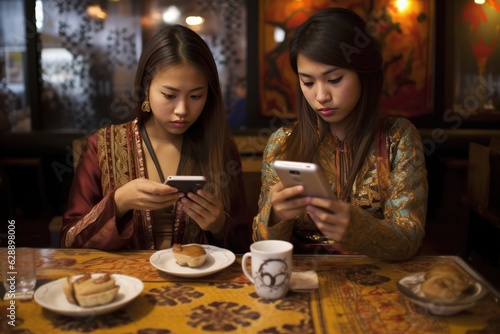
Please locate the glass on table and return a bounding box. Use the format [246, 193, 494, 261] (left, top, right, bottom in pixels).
[1, 247, 37, 299]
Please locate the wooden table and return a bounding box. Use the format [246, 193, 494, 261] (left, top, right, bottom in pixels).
[1, 248, 499, 333]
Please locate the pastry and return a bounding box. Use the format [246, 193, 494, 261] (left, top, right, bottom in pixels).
[425, 262, 463, 280]
[420, 262, 473, 302]
[63, 273, 120, 307]
[172, 243, 207, 268]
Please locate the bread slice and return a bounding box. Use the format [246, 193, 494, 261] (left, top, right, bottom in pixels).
[63, 276, 78, 305]
[63, 273, 119, 307]
[75, 286, 120, 307]
[172, 244, 207, 268]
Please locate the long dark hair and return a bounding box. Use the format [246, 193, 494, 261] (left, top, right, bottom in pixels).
[282, 7, 384, 200]
[134, 24, 237, 208]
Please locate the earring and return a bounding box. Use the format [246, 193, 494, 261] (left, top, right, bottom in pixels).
[141, 100, 151, 112]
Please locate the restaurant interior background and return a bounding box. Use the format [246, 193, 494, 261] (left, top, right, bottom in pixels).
[0, 0, 499, 285]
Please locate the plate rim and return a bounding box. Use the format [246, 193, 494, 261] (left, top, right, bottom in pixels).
[33, 273, 144, 316]
[149, 244, 236, 278]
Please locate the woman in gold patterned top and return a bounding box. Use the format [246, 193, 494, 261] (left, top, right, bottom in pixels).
[61, 25, 251, 253]
[253, 8, 428, 260]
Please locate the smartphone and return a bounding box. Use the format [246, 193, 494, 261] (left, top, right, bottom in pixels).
[272, 160, 334, 199]
[165, 176, 207, 194]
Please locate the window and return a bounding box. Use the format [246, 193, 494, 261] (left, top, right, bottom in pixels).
[0, 0, 248, 133]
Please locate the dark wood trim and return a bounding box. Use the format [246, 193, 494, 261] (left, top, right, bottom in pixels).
[433, 0, 445, 128]
[245, 0, 260, 130]
[1, 128, 498, 159]
[24, 0, 42, 130]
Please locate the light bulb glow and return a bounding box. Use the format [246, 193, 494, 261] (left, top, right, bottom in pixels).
[35, 0, 44, 30]
[87, 5, 107, 20]
[162, 6, 181, 23]
[185, 16, 204, 26]
[396, 0, 409, 11]
[274, 27, 285, 43]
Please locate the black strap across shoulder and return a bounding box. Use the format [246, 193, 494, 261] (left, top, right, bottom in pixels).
[139, 124, 166, 183]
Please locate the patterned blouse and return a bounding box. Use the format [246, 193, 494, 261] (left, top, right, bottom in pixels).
[252, 117, 428, 260]
[61, 118, 251, 253]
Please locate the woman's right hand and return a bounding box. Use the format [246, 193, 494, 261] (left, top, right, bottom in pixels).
[269, 181, 309, 225]
[114, 178, 183, 219]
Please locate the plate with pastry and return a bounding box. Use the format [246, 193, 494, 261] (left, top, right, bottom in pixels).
[34, 273, 143, 317]
[397, 262, 489, 315]
[150, 244, 236, 278]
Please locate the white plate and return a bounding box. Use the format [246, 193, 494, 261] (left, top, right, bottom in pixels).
[397, 272, 488, 315]
[34, 273, 143, 317]
[150, 244, 235, 278]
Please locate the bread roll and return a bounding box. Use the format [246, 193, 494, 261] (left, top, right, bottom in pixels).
[420, 262, 473, 302]
[424, 262, 463, 280]
[172, 243, 207, 268]
[63, 273, 119, 307]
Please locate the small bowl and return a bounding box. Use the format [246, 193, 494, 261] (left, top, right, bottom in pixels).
[397, 272, 489, 315]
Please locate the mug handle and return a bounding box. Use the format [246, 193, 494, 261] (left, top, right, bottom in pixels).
[241, 252, 254, 283]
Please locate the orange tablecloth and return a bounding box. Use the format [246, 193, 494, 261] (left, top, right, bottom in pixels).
[1, 248, 499, 333]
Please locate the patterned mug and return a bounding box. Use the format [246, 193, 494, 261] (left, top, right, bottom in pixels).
[241, 240, 293, 299]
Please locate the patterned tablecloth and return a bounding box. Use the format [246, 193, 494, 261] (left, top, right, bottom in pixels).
[1, 248, 499, 334]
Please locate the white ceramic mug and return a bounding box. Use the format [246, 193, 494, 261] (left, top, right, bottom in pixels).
[241, 240, 293, 299]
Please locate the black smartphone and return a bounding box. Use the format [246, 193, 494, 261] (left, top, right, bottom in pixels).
[165, 176, 207, 194]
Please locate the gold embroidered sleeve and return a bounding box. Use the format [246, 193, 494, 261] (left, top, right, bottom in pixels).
[341, 118, 428, 260]
[252, 128, 294, 242]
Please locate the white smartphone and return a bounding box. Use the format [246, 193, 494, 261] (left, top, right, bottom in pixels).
[165, 176, 207, 194]
[272, 160, 334, 199]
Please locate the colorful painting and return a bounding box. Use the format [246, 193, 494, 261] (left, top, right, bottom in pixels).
[258, 0, 433, 118]
[454, 0, 500, 115]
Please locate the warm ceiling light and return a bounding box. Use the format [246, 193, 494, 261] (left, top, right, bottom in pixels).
[274, 27, 285, 43]
[185, 16, 204, 26]
[396, 0, 409, 11]
[163, 6, 181, 23]
[87, 5, 107, 19]
[474, 0, 485, 4]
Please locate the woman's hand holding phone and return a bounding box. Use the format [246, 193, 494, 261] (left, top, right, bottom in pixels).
[114, 178, 183, 219]
[179, 189, 226, 238]
[165, 175, 226, 237]
[269, 181, 309, 224]
[270, 160, 350, 240]
[304, 196, 351, 243]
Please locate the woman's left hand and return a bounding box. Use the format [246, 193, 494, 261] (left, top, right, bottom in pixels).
[305, 197, 351, 242]
[180, 189, 226, 236]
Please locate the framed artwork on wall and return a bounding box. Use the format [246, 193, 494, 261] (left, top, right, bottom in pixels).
[258, 0, 434, 119]
[451, 0, 500, 122]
